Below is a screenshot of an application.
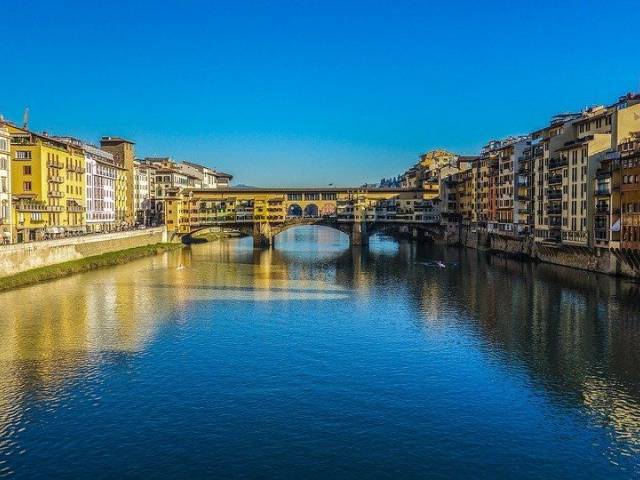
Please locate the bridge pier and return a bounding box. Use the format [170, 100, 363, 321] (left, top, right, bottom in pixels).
[253, 222, 275, 249]
[350, 221, 369, 246]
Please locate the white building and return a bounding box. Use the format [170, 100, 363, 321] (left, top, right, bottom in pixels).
[134, 160, 159, 225]
[0, 121, 11, 244]
[84, 144, 118, 232]
[181, 161, 232, 188]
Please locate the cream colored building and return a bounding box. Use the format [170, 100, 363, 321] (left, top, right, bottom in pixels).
[557, 133, 611, 246]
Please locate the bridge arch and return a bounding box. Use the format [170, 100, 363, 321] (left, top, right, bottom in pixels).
[287, 204, 303, 217]
[271, 221, 351, 244]
[303, 204, 319, 218]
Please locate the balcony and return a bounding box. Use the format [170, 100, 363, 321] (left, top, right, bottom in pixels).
[15, 201, 48, 212]
[548, 174, 563, 185]
[547, 205, 562, 215]
[595, 186, 611, 196]
[549, 218, 562, 227]
[48, 190, 64, 198]
[47, 160, 64, 169]
[547, 190, 562, 200]
[548, 157, 568, 170]
[48, 175, 64, 184]
[67, 202, 85, 213]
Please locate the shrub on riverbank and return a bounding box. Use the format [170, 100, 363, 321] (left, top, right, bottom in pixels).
[0, 243, 182, 292]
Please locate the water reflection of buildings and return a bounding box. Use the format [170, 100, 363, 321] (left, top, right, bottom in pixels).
[0, 256, 183, 452]
[434, 248, 640, 454]
[275, 230, 640, 455]
[0, 226, 639, 465]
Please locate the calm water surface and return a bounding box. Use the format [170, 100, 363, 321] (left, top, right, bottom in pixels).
[0, 226, 639, 478]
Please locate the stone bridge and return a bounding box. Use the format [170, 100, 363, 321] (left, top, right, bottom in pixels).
[164, 187, 444, 248]
[184, 217, 444, 248]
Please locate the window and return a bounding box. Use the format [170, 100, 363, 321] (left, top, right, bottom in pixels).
[23, 181, 32, 191]
[23, 165, 32, 175]
[15, 150, 31, 159]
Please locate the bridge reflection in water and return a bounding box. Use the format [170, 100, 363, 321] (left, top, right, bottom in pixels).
[0, 227, 638, 477]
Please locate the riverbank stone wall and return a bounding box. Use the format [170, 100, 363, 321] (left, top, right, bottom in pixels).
[0, 227, 167, 277]
[446, 224, 640, 278]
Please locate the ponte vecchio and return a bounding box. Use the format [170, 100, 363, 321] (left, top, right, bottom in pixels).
[163, 187, 443, 247]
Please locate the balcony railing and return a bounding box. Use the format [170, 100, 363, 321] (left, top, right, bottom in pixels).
[547, 206, 562, 215]
[15, 202, 48, 212]
[595, 187, 611, 196]
[48, 190, 64, 198]
[47, 160, 64, 169]
[549, 218, 562, 227]
[49, 175, 64, 184]
[548, 157, 568, 170]
[547, 190, 562, 200]
[548, 174, 563, 185]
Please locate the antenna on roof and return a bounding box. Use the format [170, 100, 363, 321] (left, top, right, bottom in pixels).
[22, 107, 30, 129]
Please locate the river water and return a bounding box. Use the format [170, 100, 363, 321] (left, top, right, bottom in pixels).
[0, 226, 639, 478]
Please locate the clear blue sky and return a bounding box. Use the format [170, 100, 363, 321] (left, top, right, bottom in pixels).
[2, 0, 639, 187]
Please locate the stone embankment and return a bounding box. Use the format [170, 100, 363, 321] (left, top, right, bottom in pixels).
[445, 226, 640, 278]
[0, 227, 173, 278]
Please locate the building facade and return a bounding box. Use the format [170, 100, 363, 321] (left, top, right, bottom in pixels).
[84, 144, 119, 232]
[100, 137, 135, 227]
[619, 132, 640, 250]
[8, 125, 86, 242]
[133, 160, 155, 225]
[180, 161, 232, 189]
[0, 122, 11, 243]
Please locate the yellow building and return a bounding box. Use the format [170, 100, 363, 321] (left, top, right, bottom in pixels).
[400, 150, 459, 199]
[115, 167, 128, 226]
[8, 125, 86, 242]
